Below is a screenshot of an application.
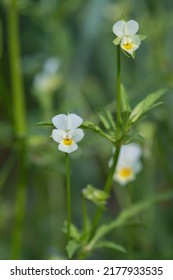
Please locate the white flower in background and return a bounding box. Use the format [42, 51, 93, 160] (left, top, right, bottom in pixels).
[112, 143, 142, 186]
[112, 20, 141, 56]
[52, 113, 84, 153]
[33, 57, 61, 94]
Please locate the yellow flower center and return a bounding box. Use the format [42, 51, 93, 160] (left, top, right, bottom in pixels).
[123, 42, 133, 50]
[63, 138, 73, 146]
[118, 167, 133, 178]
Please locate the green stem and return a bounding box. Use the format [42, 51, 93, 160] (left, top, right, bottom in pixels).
[11, 141, 27, 259]
[90, 145, 121, 236]
[116, 45, 121, 128]
[7, 0, 27, 136]
[82, 196, 87, 236]
[7, 0, 27, 259]
[66, 153, 71, 243]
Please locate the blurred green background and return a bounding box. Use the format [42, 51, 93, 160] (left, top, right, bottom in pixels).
[0, 0, 173, 259]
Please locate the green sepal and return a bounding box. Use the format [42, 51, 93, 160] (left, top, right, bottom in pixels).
[138, 34, 148, 41]
[113, 37, 121, 45]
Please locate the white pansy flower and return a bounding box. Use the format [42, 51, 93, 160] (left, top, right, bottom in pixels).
[112, 20, 141, 56]
[112, 143, 142, 186]
[52, 113, 84, 153]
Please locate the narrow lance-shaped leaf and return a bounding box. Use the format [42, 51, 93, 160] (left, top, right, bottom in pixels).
[87, 190, 173, 250]
[95, 241, 126, 253]
[129, 88, 166, 123]
[121, 84, 131, 113]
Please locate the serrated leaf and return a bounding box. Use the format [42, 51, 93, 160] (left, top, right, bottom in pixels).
[129, 88, 166, 123]
[88, 190, 173, 249]
[66, 240, 80, 259]
[95, 241, 126, 253]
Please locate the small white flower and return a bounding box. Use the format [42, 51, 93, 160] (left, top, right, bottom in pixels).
[112, 143, 142, 186]
[112, 20, 141, 56]
[52, 113, 84, 153]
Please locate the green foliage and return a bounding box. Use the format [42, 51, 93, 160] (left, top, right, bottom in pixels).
[87, 190, 173, 251]
[66, 240, 80, 259]
[129, 89, 166, 124]
[95, 241, 126, 254]
[0, 0, 173, 261]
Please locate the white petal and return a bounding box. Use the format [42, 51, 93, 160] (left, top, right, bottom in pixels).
[52, 114, 68, 130]
[67, 113, 83, 130]
[124, 20, 139, 36]
[120, 35, 140, 55]
[52, 129, 66, 143]
[118, 143, 142, 165]
[113, 169, 136, 186]
[132, 35, 141, 45]
[68, 129, 84, 143]
[112, 20, 126, 37]
[58, 142, 78, 153]
[133, 160, 142, 173]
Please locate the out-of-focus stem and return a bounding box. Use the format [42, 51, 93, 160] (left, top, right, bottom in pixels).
[90, 145, 121, 237]
[7, 0, 27, 259]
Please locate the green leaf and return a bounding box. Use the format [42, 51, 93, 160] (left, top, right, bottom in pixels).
[99, 114, 110, 130]
[121, 84, 131, 113]
[66, 240, 80, 259]
[138, 34, 148, 41]
[113, 37, 121, 45]
[63, 223, 81, 241]
[95, 241, 126, 253]
[105, 110, 116, 130]
[98, 110, 116, 131]
[129, 88, 166, 123]
[88, 190, 173, 249]
[81, 121, 115, 143]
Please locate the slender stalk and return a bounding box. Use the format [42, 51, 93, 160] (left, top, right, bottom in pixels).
[7, 0, 27, 135]
[90, 145, 121, 236]
[11, 141, 27, 259]
[82, 196, 87, 236]
[65, 153, 71, 242]
[7, 0, 27, 259]
[116, 45, 121, 128]
[88, 45, 122, 240]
